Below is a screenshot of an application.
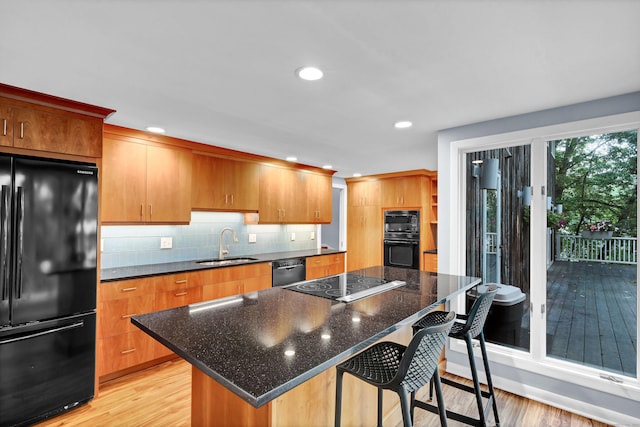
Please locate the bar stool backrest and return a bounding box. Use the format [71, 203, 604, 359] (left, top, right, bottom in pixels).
[462, 285, 499, 339]
[394, 311, 456, 392]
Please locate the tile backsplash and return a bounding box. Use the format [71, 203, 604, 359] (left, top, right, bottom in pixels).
[100, 212, 319, 269]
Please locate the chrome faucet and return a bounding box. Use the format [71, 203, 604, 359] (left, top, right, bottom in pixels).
[218, 227, 238, 259]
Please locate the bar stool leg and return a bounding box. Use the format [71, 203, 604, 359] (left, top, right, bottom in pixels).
[377, 388, 384, 427]
[478, 332, 500, 426]
[398, 388, 413, 427]
[464, 333, 487, 426]
[335, 370, 344, 427]
[432, 369, 449, 427]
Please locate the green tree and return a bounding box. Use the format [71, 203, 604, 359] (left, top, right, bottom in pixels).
[553, 130, 637, 237]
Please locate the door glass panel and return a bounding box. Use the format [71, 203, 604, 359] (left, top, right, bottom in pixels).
[466, 145, 531, 351]
[547, 131, 637, 377]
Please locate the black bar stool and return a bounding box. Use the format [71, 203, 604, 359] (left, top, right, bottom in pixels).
[411, 285, 500, 427]
[334, 310, 456, 427]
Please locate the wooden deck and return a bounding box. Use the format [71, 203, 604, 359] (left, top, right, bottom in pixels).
[546, 260, 637, 376]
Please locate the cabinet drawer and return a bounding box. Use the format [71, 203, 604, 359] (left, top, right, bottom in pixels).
[98, 295, 155, 338]
[97, 330, 156, 377]
[155, 286, 203, 310]
[155, 273, 190, 292]
[100, 278, 155, 301]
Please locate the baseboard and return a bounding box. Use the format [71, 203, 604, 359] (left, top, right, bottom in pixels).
[447, 361, 640, 426]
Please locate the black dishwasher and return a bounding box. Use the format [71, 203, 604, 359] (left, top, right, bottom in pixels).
[272, 258, 306, 286]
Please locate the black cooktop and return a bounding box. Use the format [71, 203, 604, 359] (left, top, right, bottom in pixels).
[284, 273, 405, 302]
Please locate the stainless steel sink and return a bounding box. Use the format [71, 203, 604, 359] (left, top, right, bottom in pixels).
[196, 257, 259, 266]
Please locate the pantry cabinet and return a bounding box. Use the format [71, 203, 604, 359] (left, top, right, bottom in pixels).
[192, 154, 259, 211]
[101, 134, 192, 224]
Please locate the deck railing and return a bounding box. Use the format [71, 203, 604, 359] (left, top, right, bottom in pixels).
[555, 234, 638, 265]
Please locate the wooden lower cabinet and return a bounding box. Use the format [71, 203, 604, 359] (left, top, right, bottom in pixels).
[305, 253, 345, 280]
[98, 264, 272, 380]
[97, 330, 157, 377]
[191, 326, 412, 427]
[202, 263, 271, 300]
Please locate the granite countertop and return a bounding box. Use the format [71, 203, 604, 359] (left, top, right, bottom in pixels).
[131, 266, 480, 407]
[100, 248, 345, 282]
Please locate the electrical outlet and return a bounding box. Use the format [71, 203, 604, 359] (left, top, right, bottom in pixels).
[310, 231, 315, 240]
[100, 238, 104, 252]
[248, 233, 257, 243]
[291, 232, 296, 241]
[160, 237, 173, 249]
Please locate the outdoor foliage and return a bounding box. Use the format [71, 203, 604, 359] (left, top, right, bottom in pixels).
[553, 130, 638, 237]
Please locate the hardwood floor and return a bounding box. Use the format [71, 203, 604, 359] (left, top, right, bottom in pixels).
[35, 359, 610, 427]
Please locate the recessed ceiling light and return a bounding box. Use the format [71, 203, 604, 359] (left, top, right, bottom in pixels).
[394, 121, 412, 129]
[353, 173, 362, 177]
[286, 156, 298, 162]
[296, 66, 323, 81]
[146, 126, 165, 134]
[322, 164, 333, 170]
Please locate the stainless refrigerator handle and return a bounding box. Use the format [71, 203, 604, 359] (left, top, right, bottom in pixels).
[0, 321, 84, 345]
[16, 187, 24, 299]
[1, 185, 9, 300]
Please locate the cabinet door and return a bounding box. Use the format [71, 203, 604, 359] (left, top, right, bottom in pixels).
[349, 180, 381, 207]
[191, 154, 223, 209]
[12, 107, 102, 157]
[193, 155, 260, 211]
[0, 104, 13, 147]
[146, 145, 192, 223]
[259, 165, 289, 223]
[305, 172, 332, 223]
[382, 176, 423, 207]
[227, 159, 260, 211]
[347, 205, 383, 271]
[101, 138, 148, 222]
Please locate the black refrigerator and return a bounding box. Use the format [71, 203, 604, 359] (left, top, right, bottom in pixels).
[0, 154, 98, 427]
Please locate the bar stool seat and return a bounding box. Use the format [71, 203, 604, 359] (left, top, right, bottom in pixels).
[334, 310, 456, 427]
[411, 285, 500, 427]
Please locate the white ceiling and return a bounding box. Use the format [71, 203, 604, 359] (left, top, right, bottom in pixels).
[1, 0, 639, 177]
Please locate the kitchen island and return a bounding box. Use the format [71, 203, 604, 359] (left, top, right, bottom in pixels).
[132, 266, 480, 426]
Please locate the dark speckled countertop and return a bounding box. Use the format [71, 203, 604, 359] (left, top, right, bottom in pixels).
[131, 266, 480, 407]
[100, 248, 344, 282]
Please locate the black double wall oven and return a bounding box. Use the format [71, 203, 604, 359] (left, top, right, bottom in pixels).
[383, 210, 420, 270]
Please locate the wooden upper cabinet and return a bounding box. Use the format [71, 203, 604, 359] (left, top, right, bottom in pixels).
[259, 165, 332, 224]
[101, 135, 192, 224]
[192, 154, 259, 211]
[381, 176, 424, 208]
[0, 84, 114, 158]
[258, 164, 300, 223]
[348, 180, 381, 207]
[10, 107, 103, 157]
[304, 171, 332, 223]
[146, 145, 192, 223]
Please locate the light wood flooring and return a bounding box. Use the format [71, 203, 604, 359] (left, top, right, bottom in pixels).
[35, 358, 610, 427]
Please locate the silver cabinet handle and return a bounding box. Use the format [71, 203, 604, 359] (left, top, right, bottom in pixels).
[19, 122, 24, 139]
[2, 119, 6, 136]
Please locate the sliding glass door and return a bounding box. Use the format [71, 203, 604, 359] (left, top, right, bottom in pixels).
[546, 131, 637, 378]
[463, 129, 638, 381]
